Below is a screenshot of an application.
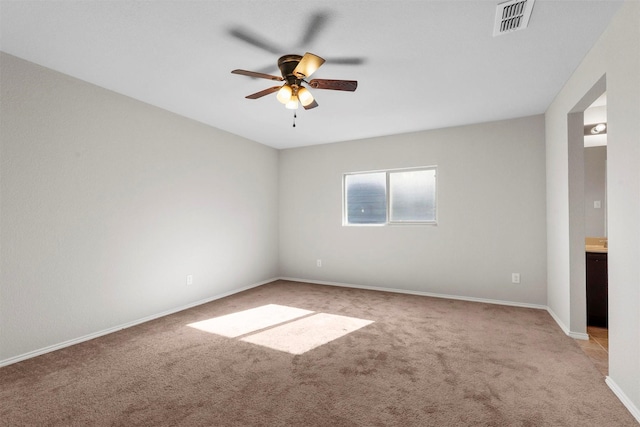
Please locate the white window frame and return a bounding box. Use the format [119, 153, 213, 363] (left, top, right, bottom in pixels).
[343, 166, 438, 226]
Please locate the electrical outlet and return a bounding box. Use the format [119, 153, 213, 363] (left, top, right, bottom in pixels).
[511, 273, 520, 284]
[186, 274, 193, 285]
[316, 259, 322, 267]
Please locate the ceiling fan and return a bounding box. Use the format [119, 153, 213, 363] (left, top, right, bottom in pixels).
[231, 52, 358, 110]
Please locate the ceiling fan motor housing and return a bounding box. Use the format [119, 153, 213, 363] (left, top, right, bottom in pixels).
[278, 55, 304, 85]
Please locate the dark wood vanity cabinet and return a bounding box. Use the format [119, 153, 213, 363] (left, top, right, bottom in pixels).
[586, 252, 608, 327]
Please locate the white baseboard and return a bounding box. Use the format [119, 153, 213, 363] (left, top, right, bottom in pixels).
[606, 376, 640, 423]
[278, 277, 548, 310]
[283, 278, 596, 339]
[1, 277, 591, 368]
[0, 277, 278, 368]
[5, 276, 639, 423]
[545, 306, 589, 340]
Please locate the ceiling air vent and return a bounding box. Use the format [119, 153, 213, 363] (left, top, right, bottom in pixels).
[493, 0, 535, 36]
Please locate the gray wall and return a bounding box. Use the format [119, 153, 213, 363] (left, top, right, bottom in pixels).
[584, 146, 607, 237]
[0, 53, 279, 363]
[279, 116, 547, 306]
[545, 0, 640, 415]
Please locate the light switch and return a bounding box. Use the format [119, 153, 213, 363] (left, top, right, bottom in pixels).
[594, 200, 601, 209]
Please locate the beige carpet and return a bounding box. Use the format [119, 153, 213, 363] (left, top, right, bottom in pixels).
[1, 280, 636, 426]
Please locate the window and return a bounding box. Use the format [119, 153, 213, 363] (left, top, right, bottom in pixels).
[344, 167, 437, 225]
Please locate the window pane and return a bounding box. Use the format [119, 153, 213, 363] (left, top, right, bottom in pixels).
[389, 169, 436, 222]
[345, 173, 387, 224]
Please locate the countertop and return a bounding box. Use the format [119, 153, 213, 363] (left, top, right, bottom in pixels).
[585, 237, 607, 253]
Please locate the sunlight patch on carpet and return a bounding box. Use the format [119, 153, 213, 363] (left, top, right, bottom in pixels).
[187, 305, 373, 354]
[187, 304, 313, 338]
[241, 313, 373, 355]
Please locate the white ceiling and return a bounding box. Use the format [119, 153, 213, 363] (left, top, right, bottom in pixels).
[0, 1, 623, 149]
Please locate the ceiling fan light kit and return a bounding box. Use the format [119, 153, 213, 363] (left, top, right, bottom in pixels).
[285, 96, 299, 110]
[231, 52, 358, 115]
[297, 87, 314, 107]
[276, 85, 293, 104]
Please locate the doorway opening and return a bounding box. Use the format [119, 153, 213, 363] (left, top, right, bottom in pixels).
[581, 92, 609, 375]
[568, 76, 608, 375]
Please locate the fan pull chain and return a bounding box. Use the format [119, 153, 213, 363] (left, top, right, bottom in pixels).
[292, 112, 297, 128]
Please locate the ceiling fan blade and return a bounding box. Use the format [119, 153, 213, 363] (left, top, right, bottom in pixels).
[299, 12, 329, 46]
[254, 64, 279, 75]
[309, 79, 358, 92]
[292, 52, 325, 79]
[245, 86, 281, 99]
[325, 57, 366, 66]
[231, 69, 283, 81]
[228, 27, 283, 54]
[303, 99, 319, 110]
